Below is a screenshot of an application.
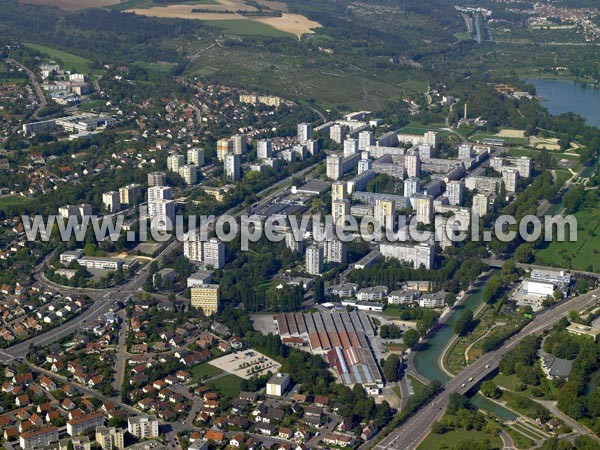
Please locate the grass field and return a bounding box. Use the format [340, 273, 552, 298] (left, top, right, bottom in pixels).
[24, 43, 91, 73]
[418, 427, 503, 450]
[0, 195, 32, 211]
[191, 362, 223, 382]
[535, 207, 600, 272]
[501, 425, 535, 450]
[200, 19, 294, 37]
[207, 374, 243, 397]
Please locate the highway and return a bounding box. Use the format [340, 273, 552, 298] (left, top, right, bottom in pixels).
[374, 287, 600, 450]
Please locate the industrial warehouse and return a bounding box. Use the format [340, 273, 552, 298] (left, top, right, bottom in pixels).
[273, 311, 383, 388]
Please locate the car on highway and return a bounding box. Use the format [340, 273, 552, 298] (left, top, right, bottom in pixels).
[461, 383, 466, 387]
[468, 377, 473, 382]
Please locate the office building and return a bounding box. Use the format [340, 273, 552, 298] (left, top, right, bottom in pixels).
[343, 138, 359, 157]
[96, 426, 125, 450]
[102, 191, 120, 213]
[298, 122, 312, 143]
[266, 373, 291, 396]
[257, 139, 273, 159]
[404, 177, 421, 197]
[128, 415, 159, 440]
[224, 153, 241, 181]
[147, 171, 166, 187]
[167, 154, 185, 173]
[179, 164, 198, 185]
[203, 238, 225, 269]
[190, 284, 220, 316]
[306, 245, 324, 275]
[445, 180, 464, 206]
[119, 183, 141, 205]
[187, 147, 205, 166]
[217, 138, 233, 161]
[405, 150, 421, 178]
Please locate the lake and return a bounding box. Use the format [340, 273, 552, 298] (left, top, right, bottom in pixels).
[526, 78, 600, 129]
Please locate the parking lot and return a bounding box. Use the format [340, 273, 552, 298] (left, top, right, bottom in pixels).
[208, 348, 281, 380]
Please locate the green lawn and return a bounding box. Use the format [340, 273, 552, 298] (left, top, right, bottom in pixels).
[408, 375, 426, 396]
[202, 19, 294, 38]
[392, 386, 402, 399]
[0, 195, 32, 211]
[535, 207, 600, 272]
[24, 43, 91, 73]
[418, 428, 503, 450]
[191, 362, 223, 382]
[207, 374, 243, 398]
[501, 425, 535, 450]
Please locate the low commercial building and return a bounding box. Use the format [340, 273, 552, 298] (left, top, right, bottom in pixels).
[566, 323, 600, 342]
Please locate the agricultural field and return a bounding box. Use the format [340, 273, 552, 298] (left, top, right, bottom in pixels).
[24, 43, 91, 73]
[20, 0, 121, 9]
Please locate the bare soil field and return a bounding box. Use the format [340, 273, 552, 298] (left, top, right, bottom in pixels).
[495, 129, 526, 138]
[126, 5, 320, 38]
[20, 0, 120, 10]
[529, 135, 561, 150]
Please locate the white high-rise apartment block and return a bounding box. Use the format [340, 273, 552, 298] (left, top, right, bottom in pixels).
[96, 426, 125, 450]
[148, 199, 175, 232]
[424, 131, 438, 148]
[358, 130, 374, 151]
[128, 416, 159, 440]
[405, 150, 421, 178]
[445, 180, 464, 206]
[332, 181, 347, 202]
[183, 233, 203, 262]
[379, 242, 434, 269]
[285, 231, 304, 254]
[472, 193, 489, 217]
[305, 139, 319, 156]
[332, 199, 350, 225]
[217, 138, 233, 161]
[224, 153, 241, 181]
[257, 139, 273, 159]
[203, 238, 225, 269]
[187, 147, 205, 166]
[119, 184, 141, 205]
[305, 245, 324, 275]
[343, 138, 359, 157]
[358, 159, 372, 174]
[418, 144, 433, 159]
[502, 168, 519, 193]
[458, 144, 473, 159]
[179, 164, 198, 185]
[325, 238, 347, 264]
[147, 186, 172, 203]
[330, 124, 343, 144]
[326, 154, 342, 180]
[404, 177, 421, 197]
[232, 134, 247, 155]
[415, 194, 433, 225]
[294, 144, 307, 160]
[167, 154, 185, 173]
[297, 122, 312, 143]
[374, 199, 395, 230]
[147, 171, 166, 187]
[102, 191, 120, 213]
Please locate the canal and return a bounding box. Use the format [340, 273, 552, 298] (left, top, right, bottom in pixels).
[412, 270, 517, 420]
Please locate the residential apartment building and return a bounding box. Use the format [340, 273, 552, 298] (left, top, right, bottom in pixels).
[187, 147, 205, 166]
[20, 426, 59, 449]
[102, 191, 120, 213]
[96, 426, 125, 450]
[67, 412, 105, 436]
[128, 415, 159, 439]
[190, 284, 220, 316]
[119, 183, 142, 205]
[147, 171, 166, 187]
[306, 245, 324, 275]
